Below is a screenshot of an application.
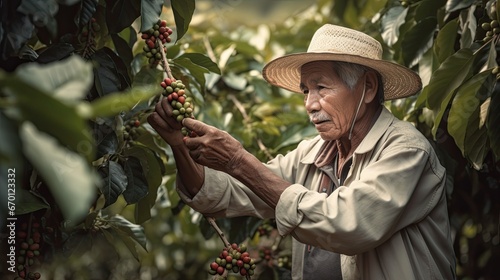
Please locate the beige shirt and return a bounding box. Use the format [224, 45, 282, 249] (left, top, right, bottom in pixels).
[177, 107, 456, 279]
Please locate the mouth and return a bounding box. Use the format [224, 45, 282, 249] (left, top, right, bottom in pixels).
[311, 118, 331, 125]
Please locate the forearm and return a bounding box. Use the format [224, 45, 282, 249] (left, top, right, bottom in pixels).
[228, 150, 289, 209]
[171, 144, 204, 198]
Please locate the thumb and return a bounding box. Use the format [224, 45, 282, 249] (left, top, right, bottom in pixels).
[182, 118, 207, 136]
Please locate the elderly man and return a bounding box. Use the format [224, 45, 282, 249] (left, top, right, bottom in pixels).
[148, 24, 456, 279]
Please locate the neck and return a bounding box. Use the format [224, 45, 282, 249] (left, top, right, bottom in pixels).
[336, 104, 382, 162]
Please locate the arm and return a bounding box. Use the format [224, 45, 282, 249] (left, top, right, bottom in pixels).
[181, 118, 290, 209]
[147, 98, 204, 197]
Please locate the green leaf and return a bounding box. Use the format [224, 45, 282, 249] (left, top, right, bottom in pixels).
[122, 156, 149, 204]
[2, 76, 95, 161]
[111, 33, 133, 73]
[15, 189, 50, 215]
[447, 71, 489, 155]
[401, 17, 437, 68]
[106, 0, 141, 34]
[15, 55, 93, 102]
[171, 0, 195, 41]
[445, 0, 475, 12]
[420, 48, 475, 137]
[134, 198, 152, 224]
[172, 57, 209, 91]
[108, 214, 147, 250]
[433, 18, 458, 64]
[98, 160, 128, 208]
[132, 66, 164, 88]
[487, 87, 500, 160]
[95, 123, 119, 158]
[380, 6, 408, 47]
[90, 47, 132, 98]
[19, 122, 98, 228]
[122, 145, 163, 207]
[458, 6, 477, 49]
[140, 0, 163, 32]
[414, 0, 446, 22]
[177, 53, 221, 74]
[83, 87, 159, 119]
[464, 102, 490, 170]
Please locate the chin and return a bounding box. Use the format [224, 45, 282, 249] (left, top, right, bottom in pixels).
[318, 133, 338, 141]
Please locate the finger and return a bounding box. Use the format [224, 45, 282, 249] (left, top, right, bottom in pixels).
[182, 118, 208, 136]
[154, 99, 170, 121]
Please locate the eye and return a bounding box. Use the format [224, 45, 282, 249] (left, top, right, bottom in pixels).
[302, 89, 309, 95]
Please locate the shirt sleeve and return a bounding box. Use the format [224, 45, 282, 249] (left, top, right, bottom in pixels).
[275, 146, 445, 255]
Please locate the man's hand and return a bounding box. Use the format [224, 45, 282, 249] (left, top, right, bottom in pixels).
[147, 98, 184, 147]
[182, 118, 246, 173]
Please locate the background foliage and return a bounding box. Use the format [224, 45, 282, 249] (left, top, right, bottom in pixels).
[0, 0, 498, 279]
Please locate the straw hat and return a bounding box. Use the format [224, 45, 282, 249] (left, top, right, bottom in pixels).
[262, 24, 422, 100]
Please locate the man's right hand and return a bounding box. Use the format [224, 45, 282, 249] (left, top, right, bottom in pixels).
[147, 98, 185, 147]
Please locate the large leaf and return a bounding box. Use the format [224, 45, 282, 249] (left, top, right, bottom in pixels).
[2, 74, 95, 161]
[111, 33, 133, 73]
[14, 189, 50, 215]
[35, 42, 75, 64]
[98, 160, 128, 208]
[20, 122, 98, 227]
[90, 47, 131, 99]
[487, 85, 500, 160]
[464, 101, 490, 170]
[458, 5, 477, 49]
[414, 0, 446, 22]
[445, 0, 476, 12]
[433, 18, 458, 64]
[15, 55, 93, 102]
[105, 0, 140, 34]
[401, 17, 437, 68]
[108, 214, 147, 250]
[380, 6, 408, 47]
[122, 156, 149, 204]
[94, 123, 119, 158]
[170, 0, 195, 41]
[447, 71, 490, 155]
[81, 86, 160, 119]
[419, 49, 475, 138]
[176, 53, 221, 74]
[139, 0, 163, 32]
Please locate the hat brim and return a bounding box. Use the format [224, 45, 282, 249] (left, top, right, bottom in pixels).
[262, 52, 422, 100]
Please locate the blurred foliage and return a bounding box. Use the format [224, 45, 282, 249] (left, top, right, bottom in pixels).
[0, 0, 498, 280]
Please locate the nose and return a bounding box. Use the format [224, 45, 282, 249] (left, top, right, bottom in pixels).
[305, 91, 321, 113]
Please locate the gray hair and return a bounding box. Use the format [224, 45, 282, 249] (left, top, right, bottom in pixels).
[331, 61, 384, 103]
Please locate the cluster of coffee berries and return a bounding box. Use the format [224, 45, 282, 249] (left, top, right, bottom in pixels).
[256, 221, 275, 237]
[160, 77, 196, 136]
[141, 19, 173, 65]
[208, 243, 256, 277]
[78, 17, 100, 43]
[259, 247, 273, 262]
[123, 118, 141, 140]
[15, 219, 43, 279]
[481, 18, 500, 42]
[277, 255, 292, 269]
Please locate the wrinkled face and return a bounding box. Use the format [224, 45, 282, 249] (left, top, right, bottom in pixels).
[300, 61, 363, 141]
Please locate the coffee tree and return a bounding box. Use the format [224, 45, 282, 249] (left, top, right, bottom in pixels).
[1, 0, 499, 279]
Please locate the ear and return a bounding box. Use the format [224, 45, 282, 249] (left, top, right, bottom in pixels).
[363, 71, 379, 104]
